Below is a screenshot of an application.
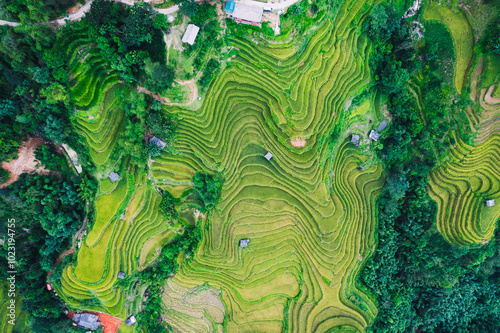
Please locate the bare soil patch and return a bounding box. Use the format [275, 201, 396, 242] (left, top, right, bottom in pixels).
[0, 137, 50, 189]
[99, 313, 122, 333]
[291, 137, 306, 147]
[470, 57, 483, 102]
[194, 209, 206, 220]
[66, 3, 82, 14]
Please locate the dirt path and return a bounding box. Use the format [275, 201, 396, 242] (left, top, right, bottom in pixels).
[0, 137, 50, 189]
[138, 79, 198, 107]
[47, 247, 75, 278]
[470, 57, 483, 103]
[485, 85, 500, 105]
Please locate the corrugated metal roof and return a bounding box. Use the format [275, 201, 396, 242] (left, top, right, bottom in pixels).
[369, 130, 380, 141]
[108, 172, 119, 182]
[228, 2, 263, 23]
[151, 136, 167, 149]
[182, 24, 200, 45]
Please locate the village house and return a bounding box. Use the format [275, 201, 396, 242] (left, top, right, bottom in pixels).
[225, 1, 263, 26]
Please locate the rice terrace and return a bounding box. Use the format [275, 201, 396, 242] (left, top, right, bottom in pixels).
[0, 0, 499, 332]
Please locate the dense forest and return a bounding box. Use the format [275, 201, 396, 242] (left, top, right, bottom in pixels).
[361, 2, 500, 332]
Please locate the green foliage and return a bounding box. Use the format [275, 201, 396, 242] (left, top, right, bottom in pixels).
[159, 190, 179, 220]
[85, 0, 167, 82]
[182, 2, 221, 86]
[0, 174, 84, 330]
[136, 222, 202, 331]
[1, 0, 78, 22]
[146, 141, 162, 157]
[193, 172, 223, 212]
[178, 0, 198, 17]
[43, 114, 67, 143]
[143, 58, 175, 94]
[146, 112, 174, 146]
[362, 4, 500, 332]
[0, 166, 10, 183]
[493, 36, 500, 54]
[199, 58, 220, 87]
[35, 144, 70, 175]
[123, 90, 147, 118]
[117, 118, 146, 168]
[75, 174, 98, 202]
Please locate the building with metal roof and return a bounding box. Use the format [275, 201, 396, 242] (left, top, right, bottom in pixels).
[117, 272, 125, 279]
[378, 120, 388, 132]
[240, 239, 250, 248]
[351, 134, 360, 145]
[73, 313, 101, 330]
[108, 172, 119, 182]
[150, 136, 167, 150]
[225, 1, 263, 25]
[369, 130, 380, 141]
[182, 24, 200, 45]
[486, 199, 495, 207]
[264, 152, 273, 160]
[126, 315, 137, 326]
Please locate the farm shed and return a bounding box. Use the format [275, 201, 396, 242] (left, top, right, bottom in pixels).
[150, 136, 167, 150]
[369, 130, 380, 141]
[378, 121, 388, 131]
[117, 272, 125, 279]
[225, 1, 263, 25]
[240, 239, 250, 248]
[182, 24, 200, 45]
[73, 313, 101, 330]
[108, 172, 119, 182]
[351, 134, 360, 145]
[126, 315, 137, 326]
[486, 199, 495, 207]
[264, 152, 273, 160]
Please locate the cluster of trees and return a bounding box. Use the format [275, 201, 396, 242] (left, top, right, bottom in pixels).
[159, 190, 179, 220]
[193, 171, 223, 212]
[136, 222, 202, 332]
[85, 0, 173, 89]
[147, 102, 175, 145]
[180, 2, 222, 87]
[114, 90, 175, 166]
[35, 143, 73, 176]
[361, 4, 500, 332]
[0, 174, 90, 332]
[0, 19, 94, 173]
[199, 58, 220, 87]
[0, 0, 78, 22]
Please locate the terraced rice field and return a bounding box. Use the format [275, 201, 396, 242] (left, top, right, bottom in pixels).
[62, 27, 125, 168]
[428, 135, 500, 245]
[58, 169, 176, 318]
[55, 29, 178, 319]
[428, 58, 500, 245]
[153, 0, 385, 331]
[423, 1, 474, 94]
[54, 0, 389, 330]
